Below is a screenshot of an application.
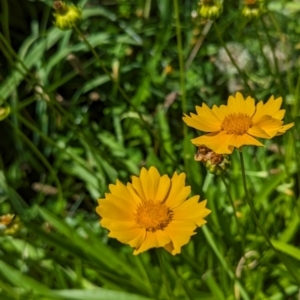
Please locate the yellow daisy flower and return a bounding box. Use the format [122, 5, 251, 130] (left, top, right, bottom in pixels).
[183, 92, 294, 154]
[96, 167, 211, 255]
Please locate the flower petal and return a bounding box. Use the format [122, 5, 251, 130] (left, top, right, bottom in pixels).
[252, 96, 283, 123]
[191, 131, 235, 154]
[212, 104, 227, 121]
[133, 231, 170, 255]
[227, 133, 264, 148]
[227, 92, 255, 116]
[164, 172, 191, 208]
[273, 110, 285, 121]
[247, 125, 270, 138]
[155, 174, 171, 202]
[163, 220, 197, 255]
[109, 180, 141, 206]
[195, 103, 223, 124]
[143, 167, 159, 201]
[276, 122, 294, 136]
[96, 198, 134, 221]
[183, 112, 221, 132]
[173, 197, 211, 225]
[131, 169, 148, 201]
[106, 222, 146, 248]
[254, 115, 283, 138]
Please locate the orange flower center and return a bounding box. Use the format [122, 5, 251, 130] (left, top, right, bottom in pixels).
[135, 201, 173, 232]
[221, 113, 253, 135]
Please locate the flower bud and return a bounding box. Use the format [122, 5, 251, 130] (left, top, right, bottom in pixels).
[194, 145, 230, 175]
[0, 106, 10, 121]
[198, 0, 223, 20]
[53, 1, 82, 31]
[0, 214, 21, 235]
[241, 0, 265, 19]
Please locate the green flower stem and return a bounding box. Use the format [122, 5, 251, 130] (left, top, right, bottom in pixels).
[156, 249, 176, 300]
[0, 33, 45, 85]
[1, 30, 177, 172]
[213, 22, 254, 97]
[1, 0, 11, 46]
[239, 150, 300, 285]
[267, 12, 294, 110]
[220, 174, 246, 256]
[6, 119, 63, 203]
[259, 17, 284, 97]
[172, 0, 187, 114]
[172, 0, 188, 167]
[73, 28, 178, 165]
[253, 21, 278, 84]
[74, 26, 150, 130]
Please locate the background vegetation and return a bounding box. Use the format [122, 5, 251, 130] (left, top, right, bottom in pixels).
[0, 0, 299, 299]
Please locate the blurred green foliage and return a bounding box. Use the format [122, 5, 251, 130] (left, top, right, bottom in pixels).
[0, 0, 299, 299]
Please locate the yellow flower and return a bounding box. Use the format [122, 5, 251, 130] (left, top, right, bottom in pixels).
[0, 214, 14, 226]
[0, 214, 21, 235]
[198, 0, 223, 20]
[53, 1, 81, 31]
[96, 167, 211, 255]
[183, 92, 294, 154]
[241, 0, 265, 19]
[0, 106, 10, 121]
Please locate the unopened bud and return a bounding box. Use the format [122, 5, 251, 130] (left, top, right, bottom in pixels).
[241, 0, 265, 19]
[53, 1, 82, 31]
[0, 214, 21, 235]
[0, 106, 10, 121]
[194, 145, 230, 175]
[198, 0, 223, 20]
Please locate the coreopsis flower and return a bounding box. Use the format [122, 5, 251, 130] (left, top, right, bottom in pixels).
[96, 167, 211, 255]
[53, 1, 82, 31]
[183, 92, 294, 154]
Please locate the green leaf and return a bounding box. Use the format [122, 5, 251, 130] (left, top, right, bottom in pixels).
[271, 239, 300, 261]
[50, 289, 152, 300]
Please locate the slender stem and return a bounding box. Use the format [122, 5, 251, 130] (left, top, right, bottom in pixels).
[172, 0, 188, 168]
[254, 21, 277, 82]
[73, 26, 150, 130]
[1, 0, 11, 46]
[239, 150, 300, 284]
[220, 175, 246, 255]
[259, 17, 284, 97]
[6, 119, 64, 203]
[172, 0, 187, 114]
[185, 21, 212, 70]
[267, 11, 294, 107]
[156, 249, 176, 300]
[74, 26, 182, 166]
[213, 22, 254, 97]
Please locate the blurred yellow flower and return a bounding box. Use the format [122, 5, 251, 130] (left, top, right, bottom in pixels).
[199, 0, 223, 20]
[96, 167, 210, 255]
[0, 214, 21, 235]
[0, 214, 14, 226]
[242, 0, 265, 19]
[53, 1, 81, 31]
[0, 106, 10, 121]
[183, 92, 294, 154]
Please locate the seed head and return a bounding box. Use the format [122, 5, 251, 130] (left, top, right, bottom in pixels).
[194, 145, 230, 175]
